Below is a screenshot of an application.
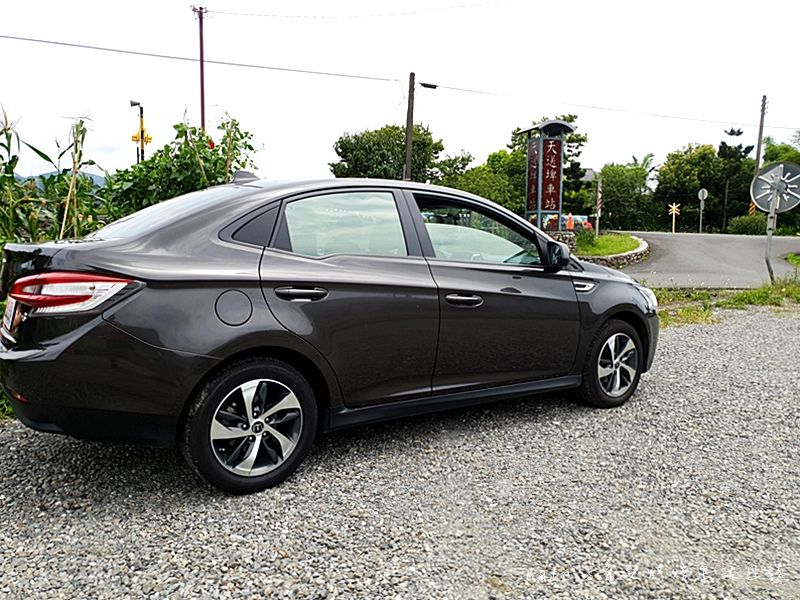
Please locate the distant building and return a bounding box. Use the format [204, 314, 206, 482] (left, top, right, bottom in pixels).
[580, 168, 598, 183]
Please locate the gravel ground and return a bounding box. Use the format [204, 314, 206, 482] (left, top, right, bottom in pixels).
[1, 306, 799, 600]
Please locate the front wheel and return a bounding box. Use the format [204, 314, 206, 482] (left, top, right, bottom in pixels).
[181, 358, 317, 494]
[578, 320, 643, 408]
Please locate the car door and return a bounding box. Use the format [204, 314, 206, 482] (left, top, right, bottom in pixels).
[407, 191, 580, 393]
[260, 188, 439, 408]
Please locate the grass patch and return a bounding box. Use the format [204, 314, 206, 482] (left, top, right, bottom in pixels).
[673, 305, 715, 324]
[651, 286, 713, 307]
[575, 233, 639, 256]
[653, 271, 800, 326]
[689, 289, 713, 303]
[717, 287, 786, 309]
[653, 286, 690, 305]
[654, 285, 718, 328]
[787, 253, 800, 267]
[0, 392, 13, 419]
[658, 305, 716, 328]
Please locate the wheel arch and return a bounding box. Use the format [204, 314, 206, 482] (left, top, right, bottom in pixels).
[603, 309, 651, 369]
[176, 345, 339, 444]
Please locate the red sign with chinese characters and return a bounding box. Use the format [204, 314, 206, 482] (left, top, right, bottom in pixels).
[526, 139, 539, 212]
[541, 138, 562, 212]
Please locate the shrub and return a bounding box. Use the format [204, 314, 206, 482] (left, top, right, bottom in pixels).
[100, 118, 256, 220]
[726, 214, 766, 235]
[574, 228, 596, 250]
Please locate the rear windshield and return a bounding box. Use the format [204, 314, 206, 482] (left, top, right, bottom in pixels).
[89, 186, 247, 240]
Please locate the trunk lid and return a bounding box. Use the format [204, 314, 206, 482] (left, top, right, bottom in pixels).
[0, 241, 64, 300]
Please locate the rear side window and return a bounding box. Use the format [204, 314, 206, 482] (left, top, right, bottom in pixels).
[89, 186, 247, 240]
[275, 192, 408, 257]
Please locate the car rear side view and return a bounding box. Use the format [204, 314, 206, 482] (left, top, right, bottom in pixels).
[0, 177, 659, 493]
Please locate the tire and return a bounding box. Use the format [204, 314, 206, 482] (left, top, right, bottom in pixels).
[181, 358, 317, 494]
[578, 319, 643, 408]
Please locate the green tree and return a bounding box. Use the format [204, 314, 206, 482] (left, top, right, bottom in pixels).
[598, 162, 651, 230]
[762, 135, 800, 165]
[101, 117, 256, 219]
[630, 153, 655, 170]
[432, 151, 474, 188]
[330, 124, 468, 183]
[653, 143, 753, 232]
[449, 165, 512, 210]
[718, 129, 753, 232]
[480, 148, 526, 214]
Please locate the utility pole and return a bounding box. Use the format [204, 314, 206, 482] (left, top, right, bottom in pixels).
[753, 95, 767, 175]
[192, 6, 208, 130]
[404, 72, 415, 181]
[751, 95, 767, 216]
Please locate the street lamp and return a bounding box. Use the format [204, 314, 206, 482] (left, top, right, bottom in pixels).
[130, 100, 151, 164]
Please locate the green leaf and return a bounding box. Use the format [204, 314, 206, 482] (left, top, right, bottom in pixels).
[22, 142, 56, 168]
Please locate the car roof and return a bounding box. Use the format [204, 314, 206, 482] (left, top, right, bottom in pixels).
[241, 177, 482, 198]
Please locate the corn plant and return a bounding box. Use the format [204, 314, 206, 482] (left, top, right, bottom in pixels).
[24, 119, 102, 240]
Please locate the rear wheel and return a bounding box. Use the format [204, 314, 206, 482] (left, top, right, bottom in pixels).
[181, 358, 317, 494]
[579, 320, 643, 408]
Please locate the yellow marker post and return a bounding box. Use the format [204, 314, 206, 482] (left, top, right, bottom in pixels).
[668, 203, 681, 233]
[129, 101, 152, 164]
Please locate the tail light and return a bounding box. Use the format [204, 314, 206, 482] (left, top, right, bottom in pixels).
[8, 272, 135, 315]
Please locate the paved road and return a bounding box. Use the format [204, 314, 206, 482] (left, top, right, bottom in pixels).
[620, 231, 800, 288]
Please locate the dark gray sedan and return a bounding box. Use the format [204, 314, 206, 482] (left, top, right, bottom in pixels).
[0, 177, 658, 493]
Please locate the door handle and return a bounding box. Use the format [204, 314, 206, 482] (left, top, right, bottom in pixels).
[445, 293, 484, 307]
[274, 286, 328, 301]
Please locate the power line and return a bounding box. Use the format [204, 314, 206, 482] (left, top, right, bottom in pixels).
[0, 34, 397, 83]
[2, 34, 798, 132]
[560, 101, 799, 131]
[419, 83, 504, 97]
[207, 1, 510, 19]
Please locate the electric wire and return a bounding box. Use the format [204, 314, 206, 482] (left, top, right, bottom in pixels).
[1, 33, 798, 131]
[207, 1, 510, 19]
[0, 34, 397, 83]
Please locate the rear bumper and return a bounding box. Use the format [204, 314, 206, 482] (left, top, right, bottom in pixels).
[8, 397, 65, 434]
[8, 396, 176, 446]
[0, 320, 220, 447]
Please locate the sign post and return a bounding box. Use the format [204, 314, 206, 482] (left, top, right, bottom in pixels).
[596, 176, 602, 237]
[668, 203, 681, 233]
[698, 188, 708, 233]
[750, 161, 800, 283]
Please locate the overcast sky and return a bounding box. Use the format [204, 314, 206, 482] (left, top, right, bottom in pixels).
[3, 0, 799, 181]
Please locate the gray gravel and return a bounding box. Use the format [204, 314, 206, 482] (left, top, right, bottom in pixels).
[1, 306, 799, 599]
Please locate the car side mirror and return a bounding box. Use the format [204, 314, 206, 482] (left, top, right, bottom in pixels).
[545, 240, 571, 272]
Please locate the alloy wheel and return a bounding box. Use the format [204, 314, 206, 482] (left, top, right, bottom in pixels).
[596, 333, 639, 398]
[209, 379, 303, 477]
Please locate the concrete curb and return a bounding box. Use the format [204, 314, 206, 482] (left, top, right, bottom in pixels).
[576, 235, 649, 269]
